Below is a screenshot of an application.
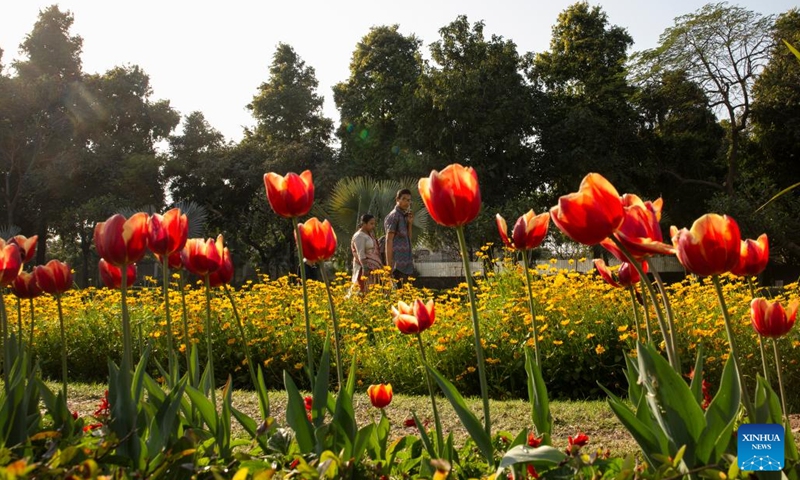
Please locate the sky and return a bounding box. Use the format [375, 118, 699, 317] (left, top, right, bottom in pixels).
[2, 0, 796, 143]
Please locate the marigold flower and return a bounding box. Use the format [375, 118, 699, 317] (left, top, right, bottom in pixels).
[98, 259, 137, 289]
[34, 260, 73, 295]
[418, 164, 481, 227]
[550, 173, 624, 245]
[496, 210, 549, 251]
[672, 214, 741, 277]
[392, 299, 435, 334]
[264, 170, 315, 218]
[367, 383, 393, 408]
[730, 234, 769, 277]
[750, 298, 798, 339]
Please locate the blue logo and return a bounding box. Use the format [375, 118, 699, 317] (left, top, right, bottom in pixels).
[738, 424, 784, 471]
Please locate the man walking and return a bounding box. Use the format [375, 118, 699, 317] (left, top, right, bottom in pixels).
[384, 188, 414, 286]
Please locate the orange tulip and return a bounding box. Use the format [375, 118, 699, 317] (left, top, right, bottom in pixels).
[8, 235, 38, 263]
[11, 271, 42, 299]
[392, 299, 435, 334]
[750, 298, 798, 338]
[593, 259, 645, 288]
[94, 213, 149, 267]
[418, 164, 481, 227]
[672, 214, 741, 277]
[148, 208, 188, 257]
[0, 240, 22, 286]
[730, 234, 769, 277]
[600, 195, 672, 259]
[367, 383, 393, 408]
[264, 170, 315, 218]
[99, 259, 137, 289]
[297, 218, 337, 263]
[181, 236, 224, 277]
[208, 245, 234, 287]
[550, 173, 624, 246]
[496, 210, 550, 250]
[34, 260, 73, 295]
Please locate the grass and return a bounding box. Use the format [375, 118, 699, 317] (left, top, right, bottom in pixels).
[55, 380, 639, 457]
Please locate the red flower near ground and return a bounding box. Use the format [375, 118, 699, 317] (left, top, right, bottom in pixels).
[750, 298, 798, 339]
[550, 173, 624, 246]
[671, 214, 741, 277]
[367, 383, 393, 409]
[527, 431, 542, 448]
[496, 210, 550, 251]
[34, 260, 73, 295]
[404, 417, 417, 428]
[0, 240, 22, 286]
[730, 234, 769, 277]
[94, 390, 110, 418]
[99, 259, 137, 289]
[8, 235, 37, 263]
[566, 432, 589, 454]
[527, 465, 540, 479]
[148, 208, 189, 257]
[304, 396, 313, 412]
[264, 170, 315, 218]
[392, 299, 435, 334]
[94, 213, 149, 267]
[297, 218, 337, 263]
[11, 271, 42, 299]
[418, 163, 481, 227]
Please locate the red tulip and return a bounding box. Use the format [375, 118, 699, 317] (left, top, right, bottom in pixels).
[297, 218, 337, 263]
[264, 170, 315, 218]
[148, 208, 188, 257]
[392, 299, 435, 334]
[672, 214, 741, 277]
[8, 235, 38, 263]
[567, 432, 590, 454]
[99, 259, 137, 289]
[599, 195, 673, 260]
[181, 236, 224, 278]
[527, 432, 543, 448]
[156, 251, 183, 270]
[593, 259, 645, 288]
[496, 210, 550, 250]
[750, 298, 798, 338]
[94, 213, 149, 267]
[367, 383, 393, 408]
[34, 260, 72, 295]
[11, 271, 42, 299]
[418, 164, 481, 227]
[730, 234, 769, 277]
[208, 244, 234, 287]
[0, 240, 22, 286]
[550, 173, 624, 246]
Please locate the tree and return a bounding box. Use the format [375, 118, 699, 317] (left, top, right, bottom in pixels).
[528, 2, 642, 202]
[333, 26, 424, 179]
[751, 9, 800, 187]
[639, 2, 774, 196]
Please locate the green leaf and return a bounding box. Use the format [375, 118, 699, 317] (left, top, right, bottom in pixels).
[600, 383, 667, 468]
[689, 343, 704, 405]
[313, 336, 332, 428]
[636, 342, 704, 463]
[426, 364, 493, 465]
[353, 423, 375, 463]
[256, 366, 270, 420]
[525, 347, 552, 445]
[185, 385, 218, 434]
[147, 378, 186, 454]
[496, 445, 567, 475]
[754, 375, 783, 425]
[283, 371, 315, 454]
[332, 385, 356, 456]
[412, 411, 436, 458]
[696, 355, 739, 464]
[623, 353, 643, 407]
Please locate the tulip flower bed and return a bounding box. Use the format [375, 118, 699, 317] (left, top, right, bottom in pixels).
[19, 265, 800, 405]
[2, 166, 800, 478]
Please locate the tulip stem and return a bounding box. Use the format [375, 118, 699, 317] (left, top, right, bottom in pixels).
[28, 298, 35, 349]
[520, 249, 541, 365]
[611, 236, 677, 371]
[293, 220, 315, 386]
[121, 264, 133, 371]
[627, 286, 643, 344]
[319, 266, 343, 389]
[651, 269, 680, 368]
[56, 294, 68, 399]
[178, 271, 193, 381]
[0, 290, 8, 388]
[417, 332, 444, 456]
[638, 280, 653, 344]
[16, 297, 22, 351]
[203, 275, 217, 406]
[711, 275, 756, 423]
[162, 256, 175, 381]
[771, 338, 790, 427]
[456, 226, 492, 448]
[747, 278, 771, 382]
[223, 284, 267, 418]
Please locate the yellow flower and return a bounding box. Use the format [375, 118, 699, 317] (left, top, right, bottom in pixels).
[553, 340, 563, 346]
[595, 344, 606, 355]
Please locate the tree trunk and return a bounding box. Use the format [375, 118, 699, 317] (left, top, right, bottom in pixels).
[726, 129, 740, 197]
